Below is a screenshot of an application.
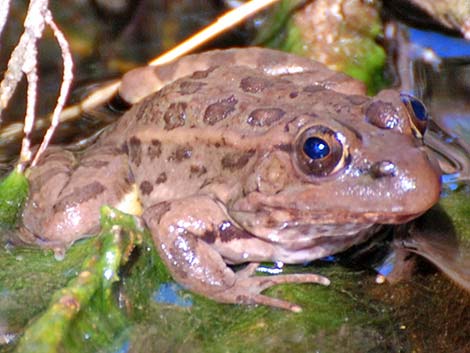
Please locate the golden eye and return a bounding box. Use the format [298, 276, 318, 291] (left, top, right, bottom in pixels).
[400, 93, 429, 138]
[295, 125, 348, 177]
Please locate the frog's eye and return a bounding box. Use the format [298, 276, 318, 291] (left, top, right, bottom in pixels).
[296, 125, 347, 177]
[400, 93, 428, 138]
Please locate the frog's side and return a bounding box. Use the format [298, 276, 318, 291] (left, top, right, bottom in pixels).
[20, 48, 441, 311]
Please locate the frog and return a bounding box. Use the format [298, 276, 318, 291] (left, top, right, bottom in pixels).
[19, 47, 441, 311]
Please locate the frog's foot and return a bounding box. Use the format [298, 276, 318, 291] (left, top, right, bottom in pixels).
[144, 197, 330, 312]
[220, 269, 330, 312]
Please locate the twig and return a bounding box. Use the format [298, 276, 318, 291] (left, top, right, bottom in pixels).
[0, 0, 11, 38]
[18, 57, 38, 171]
[0, 0, 73, 171]
[0, 0, 48, 119]
[150, 0, 280, 66]
[31, 11, 73, 167]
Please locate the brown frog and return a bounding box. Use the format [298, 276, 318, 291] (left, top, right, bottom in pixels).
[20, 48, 441, 311]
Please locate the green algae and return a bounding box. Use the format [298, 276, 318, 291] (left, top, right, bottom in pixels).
[1, 188, 468, 352]
[0, 171, 29, 229]
[1, 217, 400, 353]
[5, 207, 142, 353]
[440, 187, 470, 243]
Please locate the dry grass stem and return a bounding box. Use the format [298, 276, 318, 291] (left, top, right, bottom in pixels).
[0, 0, 11, 37]
[18, 59, 38, 171]
[31, 11, 74, 167]
[0, 0, 73, 172]
[149, 0, 280, 66]
[0, 0, 48, 119]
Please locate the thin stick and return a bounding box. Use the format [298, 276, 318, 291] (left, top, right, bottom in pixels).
[149, 0, 280, 66]
[0, 0, 48, 119]
[31, 11, 74, 167]
[0, 0, 11, 38]
[17, 60, 38, 172]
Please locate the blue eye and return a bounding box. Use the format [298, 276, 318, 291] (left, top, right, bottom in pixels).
[303, 137, 330, 159]
[400, 93, 428, 136]
[296, 125, 347, 177]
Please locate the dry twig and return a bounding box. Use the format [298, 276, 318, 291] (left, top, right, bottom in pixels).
[150, 0, 280, 66]
[0, 0, 73, 172]
[0, 0, 10, 37]
[31, 12, 73, 167]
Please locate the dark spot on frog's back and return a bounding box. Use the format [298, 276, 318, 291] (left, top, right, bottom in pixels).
[164, 102, 187, 130]
[140, 180, 154, 195]
[168, 145, 192, 162]
[289, 91, 298, 99]
[147, 139, 162, 160]
[54, 182, 106, 212]
[128, 136, 142, 167]
[179, 81, 206, 95]
[240, 76, 273, 93]
[190, 66, 217, 79]
[155, 172, 167, 184]
[247, 108, 285, 127]
[134, 94, 163, 123]
[203, 95, 238, 125]
[221, 150, 255, 171]
[189, 165, 207, 177]
[365, 100, 400, 130]
[303, 85, 324, 94]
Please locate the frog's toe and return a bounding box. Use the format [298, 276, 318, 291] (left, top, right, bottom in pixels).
[231, 273, 330, 312]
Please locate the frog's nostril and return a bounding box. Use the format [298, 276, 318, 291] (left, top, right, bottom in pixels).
[370, 160, 397, 178]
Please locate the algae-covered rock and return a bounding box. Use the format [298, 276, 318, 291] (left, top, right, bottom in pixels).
[256, 0, 387, 93]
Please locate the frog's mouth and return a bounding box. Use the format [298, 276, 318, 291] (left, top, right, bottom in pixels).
[230, 191, 428, 226]
[228, 205, 418, 251]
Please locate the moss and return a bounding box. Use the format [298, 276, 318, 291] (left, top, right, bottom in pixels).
[0, 171, 29, 229]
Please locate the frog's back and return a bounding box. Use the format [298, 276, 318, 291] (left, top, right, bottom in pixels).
[108, 63, 365, 141]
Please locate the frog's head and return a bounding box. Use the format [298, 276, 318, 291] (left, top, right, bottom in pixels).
[230, 90, 441, 244]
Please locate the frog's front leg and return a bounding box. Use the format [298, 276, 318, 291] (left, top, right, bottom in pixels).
[143, 195, 330, 312]
[21, 144, 133, 248]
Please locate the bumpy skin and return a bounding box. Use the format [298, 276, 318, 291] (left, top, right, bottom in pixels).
[21, 48, 441, 311]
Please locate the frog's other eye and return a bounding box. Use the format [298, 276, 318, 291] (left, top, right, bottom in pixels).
[295, 125, 347, 177]
[400, 93, 428, 138]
